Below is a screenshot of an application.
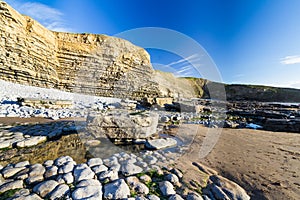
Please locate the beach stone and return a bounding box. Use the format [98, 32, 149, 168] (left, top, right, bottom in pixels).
[26, 175, 44, 185]
[139, 174, 152, 183]
[72, 179, 102, 200]
[92, 164, 108, 174]
[159, 181, 176, 196]
[44, 166, 58, 179]
[14, 193, 43, 200]
[202, 195, 212, 200]
[56, 172, 74, 184]
[16, 136, 47, 148]
[11, 188, 30, 198]
[171, 168, 183, 179]
[98, 169, 119, 182]
[146, 138, 177, 150]
[103, 156, 119, 167]
[210, 184, 230, 200]
[15, 161, 30, 168]
[209, 175, 250, 200]
[12, 168, 29, 180]
[0, 180, 23, 193]
[133, 182, 149, 195]
[48, 184, 70, 200]
[63, 172, 74, 184]
[2, 166, 26, 178]
[33, 180, 59, 198]
[87, 112, 158, 139]
[28, 164, 45, 177]
[77, 179, 101, 187]
[0, 140, 13, 149]
[87, 158, 103, 167]
[104, 179, 130, 199]
[121, 162, 143, 176]
[58, 161, 74, 174]
[187, 192, 204, 200]
[126, 176, 149, 195]
[43, 160, 54, 167]
[54, 156, 74, 167]
[165, 173, 180, 185]
[169, 194, 184, 200]
[73, 164, 95, 183]
[148, 194, 161, 200]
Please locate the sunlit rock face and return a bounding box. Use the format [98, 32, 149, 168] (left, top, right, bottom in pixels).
[0, 2, 160, 99]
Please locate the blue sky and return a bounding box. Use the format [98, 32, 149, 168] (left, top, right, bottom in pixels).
[5, 0, 300, 88]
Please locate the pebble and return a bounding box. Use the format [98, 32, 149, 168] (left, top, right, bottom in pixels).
[120, 162, 143, 176]
[33, 180, 59, 198]
[16, 136, 47, 148]
[0, 179, 23, 193]
[169, 194, 185, 200]
[159, 181, 176, 196]
[73, 164, 95, 183]
[92, 164, 108, 174]
[72, 179, 102, 200]
[87, 157, 103, 167]
[104, 179, 130, 199]
[48, 184, 70, 200]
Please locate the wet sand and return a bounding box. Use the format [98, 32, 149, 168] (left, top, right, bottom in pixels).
[177, 125, 300, 200]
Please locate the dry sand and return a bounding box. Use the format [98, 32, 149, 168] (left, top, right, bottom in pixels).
[176, 125, 300, 200]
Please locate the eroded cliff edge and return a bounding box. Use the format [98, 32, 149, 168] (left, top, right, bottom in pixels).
[0, 2, 161, 99]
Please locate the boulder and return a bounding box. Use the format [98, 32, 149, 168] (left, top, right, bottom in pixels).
[87, 111, 158, 139]
[146, 138, 177, 150]
[104, 179, 130, 199]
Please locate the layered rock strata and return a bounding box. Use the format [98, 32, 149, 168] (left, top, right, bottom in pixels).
[0, 2, 159, 99]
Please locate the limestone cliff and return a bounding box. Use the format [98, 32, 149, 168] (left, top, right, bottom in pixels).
[2, 1, 300, 102]
[0, 1, 159, 99]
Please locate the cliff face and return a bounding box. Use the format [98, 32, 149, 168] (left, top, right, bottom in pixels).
[1, 2, 300, 102]
[0, 2, 159, 99]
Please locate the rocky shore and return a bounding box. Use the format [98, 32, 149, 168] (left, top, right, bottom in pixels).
[0, 153, 250, 200]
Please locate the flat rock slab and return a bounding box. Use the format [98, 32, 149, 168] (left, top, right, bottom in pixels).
[16, 136, 47, 148]
[87, 111, 158, 139]
[146, 138, 177, 150]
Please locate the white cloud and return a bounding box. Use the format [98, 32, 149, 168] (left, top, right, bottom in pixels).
[163, 54, 202, 77]
[4, 0, 72, 32]
[280, 55, 300, 65]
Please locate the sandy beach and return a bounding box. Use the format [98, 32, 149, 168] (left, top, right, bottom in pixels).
[176, 125, 300, 200]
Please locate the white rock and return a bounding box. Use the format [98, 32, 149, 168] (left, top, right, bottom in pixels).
[2, 167, 26, 178]
[169, 194, 185, 200]
[120, 162, 143, 176]
[0, 180, 23, 193]
[87, 158, 103, 167]
[28, 164, 45, 177]
[72, 180, 102, 200]
[98, 169, 119, 182]
[16, 136, 47, 148]
[104, 179, 130, 199]
[165, 173, 180, 185]
[33, 180, 59, 198]
[148, 194, 161, 200]
[73, 164, 95, 183]
[159, 181, 176, 196]
[146, 138, 177, 150]
[15, 161, 30, 168]
[44, 166, 58, 179]
[48, 184, 70, 200]
[92, 165, 108, 174]
[58, 161, 74, 174]
[54, 156, 74, 167]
